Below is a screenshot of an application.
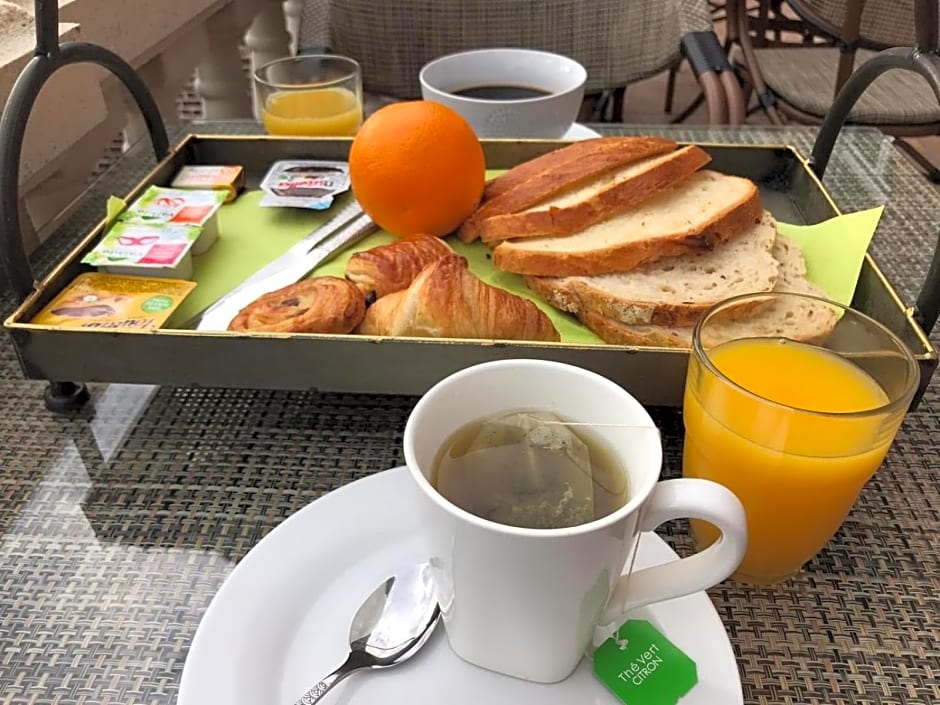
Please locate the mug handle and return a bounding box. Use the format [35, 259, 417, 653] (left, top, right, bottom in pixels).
[593, 478, 747, 646]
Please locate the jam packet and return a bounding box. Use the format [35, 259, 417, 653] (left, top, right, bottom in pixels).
[81, 222, 201, 279]
[119, 185, 226, 254]
[259, 160, 351, 210]
[171, 165, 245, 203]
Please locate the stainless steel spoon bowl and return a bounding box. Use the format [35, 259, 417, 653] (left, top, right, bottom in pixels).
[292, 563, 442, 704]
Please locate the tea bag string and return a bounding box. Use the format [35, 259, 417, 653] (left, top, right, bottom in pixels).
[529, 420, 662, 432]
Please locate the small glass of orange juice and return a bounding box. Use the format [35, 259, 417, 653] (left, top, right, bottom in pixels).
[254, 55, 363, 137]
[682, 292, 918, 585]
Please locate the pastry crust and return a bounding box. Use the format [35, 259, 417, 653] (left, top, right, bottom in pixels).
[228, 277, 365, 334]
[357, 254, 560, 342]
[345, 235, 452, 300]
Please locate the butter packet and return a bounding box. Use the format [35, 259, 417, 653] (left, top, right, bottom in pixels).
[31, 273, 196, 331]
[120, 185, 226, 254]
[171, 165, 245, 203]
[259, 160, 350, 210]
[81, 222, 200, 279]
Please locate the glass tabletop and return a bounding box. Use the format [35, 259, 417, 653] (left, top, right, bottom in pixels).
[1, 121, 938, 705]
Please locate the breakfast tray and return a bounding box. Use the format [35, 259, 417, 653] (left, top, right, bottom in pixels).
[3, 131, 938, 410]
[1, 4, 938, 411]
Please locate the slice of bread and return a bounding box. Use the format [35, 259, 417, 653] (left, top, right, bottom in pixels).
[492, 170, 763, 276]
[478, 145, 711, 243]
[579, 235, 838, 348]
[459, 137, 676, 242]
[525, 210, 779, 327]
[481, 136, 675, 201]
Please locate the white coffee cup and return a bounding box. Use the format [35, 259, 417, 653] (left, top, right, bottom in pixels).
[404, 359, 747, 684]
[419, 48, 586, 139]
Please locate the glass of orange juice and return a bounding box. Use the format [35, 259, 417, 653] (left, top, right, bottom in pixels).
[254, 55, 363, 136]
[682, 292, 918, 585]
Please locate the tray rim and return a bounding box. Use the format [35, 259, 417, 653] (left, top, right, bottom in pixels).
[4, 134, 936, 365]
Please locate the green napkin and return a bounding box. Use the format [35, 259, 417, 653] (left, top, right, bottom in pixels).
[166, 186, 883, 340]
[106, 196, 127, 226]
[776, 206, 883, 305]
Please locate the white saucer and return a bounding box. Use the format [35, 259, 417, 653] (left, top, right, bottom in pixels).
[179, 468, 743, 705]
[563, 123, 602, 140]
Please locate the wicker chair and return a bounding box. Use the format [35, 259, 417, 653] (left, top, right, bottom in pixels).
[731, 0, 940, 131]
[298, 0, 745, 124]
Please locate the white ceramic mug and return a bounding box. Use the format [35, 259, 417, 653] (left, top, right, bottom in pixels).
[404, 359, 747, 684]
[419, 48, 586, 138]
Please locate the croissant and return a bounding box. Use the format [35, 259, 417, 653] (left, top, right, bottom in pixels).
[345, 235, 453, 301]
[357, 254, 560, 342]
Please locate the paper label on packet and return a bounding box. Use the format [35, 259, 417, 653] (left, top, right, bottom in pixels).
[259, 159, 350, 210]
[121, 185, 226, 227]
[593, 620, 697, 705]
[81, 222, 201, 268]
[31, 273, 196, 331]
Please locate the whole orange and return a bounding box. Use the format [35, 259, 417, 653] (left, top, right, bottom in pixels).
[349, 101, 485, 237]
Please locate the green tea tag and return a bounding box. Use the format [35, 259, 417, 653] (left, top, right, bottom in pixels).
[593, 620, 697, 705]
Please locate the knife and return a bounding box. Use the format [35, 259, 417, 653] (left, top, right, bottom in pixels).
[188, 204, 377, 331]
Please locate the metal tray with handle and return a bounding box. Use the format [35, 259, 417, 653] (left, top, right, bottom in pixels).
[3, 132, 938, 411]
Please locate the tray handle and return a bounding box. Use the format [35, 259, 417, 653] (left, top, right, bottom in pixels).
[810, 0, 940, 335]
[0, 0, 169, 302]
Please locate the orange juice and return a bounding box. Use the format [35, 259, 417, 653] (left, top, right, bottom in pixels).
[262, 88, 362, 136]
[683, 337, 897, 583]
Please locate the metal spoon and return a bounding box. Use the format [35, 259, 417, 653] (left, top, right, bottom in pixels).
[292, 563, 442, 704]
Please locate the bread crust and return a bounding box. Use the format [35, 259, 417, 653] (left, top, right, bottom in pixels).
[576, 235, 838, 348]
[478, 146, 711, 243]
[493, 179, 764, 276]
[459, 137, 676, 242]
[525, 275, 769, 328]
[523, 211, 778, 327]
[578, 310, 692, 347]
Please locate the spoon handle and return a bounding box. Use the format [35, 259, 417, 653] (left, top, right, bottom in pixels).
[293, 653, 364, 705]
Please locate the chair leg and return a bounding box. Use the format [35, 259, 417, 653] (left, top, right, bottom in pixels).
[664, 61, 680, 114]
[669, 93, 706, 124]
[612, 86, 626, 122]
[721, 71, 746, 125]
[578, 93, 604, 122]
[894, 137, 940, 183]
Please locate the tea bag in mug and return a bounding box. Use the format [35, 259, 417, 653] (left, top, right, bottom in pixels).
[434, 411, 597, 529]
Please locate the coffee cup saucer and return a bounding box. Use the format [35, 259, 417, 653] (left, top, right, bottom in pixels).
[564, 123, 602, 140]
[179, 467, 743, 705]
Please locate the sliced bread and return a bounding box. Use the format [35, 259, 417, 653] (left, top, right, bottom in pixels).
[579, 235, 838, 348]
[525, 210, 779, 327]
[459, 137, 677, 242]
[478, 145, 711, 244]
[492, 170, 763, 276]
[481, 136, 675, 201]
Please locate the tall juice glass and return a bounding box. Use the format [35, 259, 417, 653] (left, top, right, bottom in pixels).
[254, 55, 363, 136]
[682, 292, 918, 585]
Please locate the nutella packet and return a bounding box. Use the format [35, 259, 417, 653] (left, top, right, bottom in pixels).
[259, 160, 351, 210]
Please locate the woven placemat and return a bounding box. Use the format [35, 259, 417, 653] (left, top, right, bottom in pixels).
[0, 123, 938, 705]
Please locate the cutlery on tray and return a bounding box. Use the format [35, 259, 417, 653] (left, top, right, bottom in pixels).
[186, 200, 377, 331]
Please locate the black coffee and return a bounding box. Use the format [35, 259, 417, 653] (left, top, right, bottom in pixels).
[452, 85, 552, 100]
[431, 410, 629, 529]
